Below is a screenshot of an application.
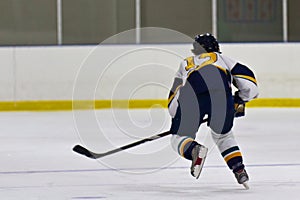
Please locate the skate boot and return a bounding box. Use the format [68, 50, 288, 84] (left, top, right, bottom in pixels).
[234, 168, 249, 189]
[190, 144, 208, 179]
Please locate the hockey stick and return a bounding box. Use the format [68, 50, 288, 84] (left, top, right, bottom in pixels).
[73, 130, 171, 159]
[72, 118, 208, 159]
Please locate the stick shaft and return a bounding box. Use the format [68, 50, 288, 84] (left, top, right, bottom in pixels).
[99, 131, 171, 157]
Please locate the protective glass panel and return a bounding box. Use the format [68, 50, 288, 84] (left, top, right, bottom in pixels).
[0, 0, 57, 46]
[140, 0, 212, 43]
[288, 0, 300, 41]
[62, 0, 135, 44]
[217, 0, 283, 42]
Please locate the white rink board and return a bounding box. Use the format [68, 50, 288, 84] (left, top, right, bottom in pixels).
[0, 47, 15, 100]
[0, 43, 299, 101]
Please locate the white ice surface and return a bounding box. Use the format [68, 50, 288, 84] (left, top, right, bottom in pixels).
[0, 108, 300, 200]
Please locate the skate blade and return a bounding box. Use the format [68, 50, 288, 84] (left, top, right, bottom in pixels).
[242, 181, 249, 190]
[193, 147, 208, 179]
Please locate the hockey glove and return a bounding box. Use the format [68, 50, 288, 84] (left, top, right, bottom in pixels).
[234, 92, 246, 117]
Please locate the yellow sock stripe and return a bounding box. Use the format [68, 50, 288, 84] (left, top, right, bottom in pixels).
[224, 151, 242, 163]
[179, 138, 194, 157]
[1, 98, 300, 111]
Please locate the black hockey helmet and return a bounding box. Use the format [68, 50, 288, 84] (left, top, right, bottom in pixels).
[194, 33, 221, 53]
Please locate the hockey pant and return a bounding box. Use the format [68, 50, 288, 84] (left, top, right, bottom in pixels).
[169, 91, 244, 172]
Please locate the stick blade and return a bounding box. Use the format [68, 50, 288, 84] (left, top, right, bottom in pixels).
[73, 145, 96, 159]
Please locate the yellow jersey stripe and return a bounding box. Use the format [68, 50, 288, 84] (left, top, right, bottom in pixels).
[168, 84, 182, 105]
[188, 63, 228, 77]
[216, 65, 228, 75]
[234, 75, 257, 84]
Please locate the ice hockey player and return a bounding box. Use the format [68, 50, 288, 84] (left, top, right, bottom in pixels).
[168, 33, 258, 189]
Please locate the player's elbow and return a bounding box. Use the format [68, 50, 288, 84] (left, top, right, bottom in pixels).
[240, 86, 258, 102]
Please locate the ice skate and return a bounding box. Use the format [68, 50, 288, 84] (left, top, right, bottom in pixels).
[234, 168, 249, 189]
[190, 144, 208, 179]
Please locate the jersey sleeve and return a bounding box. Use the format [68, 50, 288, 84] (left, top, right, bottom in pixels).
[231, 63, 258, 101]
[219, 54, 238, 70]
[168, 60, 187, 117]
